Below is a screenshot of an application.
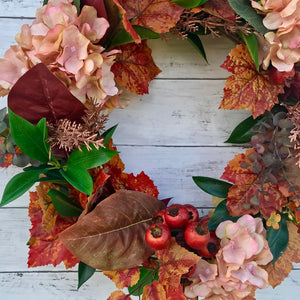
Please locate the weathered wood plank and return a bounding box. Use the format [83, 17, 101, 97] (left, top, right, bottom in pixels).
[0, 0, 42, 18]
[0, 146, 246, 208]
[0, 271, 299, 300]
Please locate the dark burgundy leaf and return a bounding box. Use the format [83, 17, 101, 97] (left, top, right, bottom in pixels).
[8, 63, 86, 125]
[81, 0, 108, 19]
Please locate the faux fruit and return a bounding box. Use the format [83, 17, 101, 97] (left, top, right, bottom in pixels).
[184, 222, 210, 250]
[145, 223, 171, 250]
[164, 204, 189, 228]
[184, 204, 199, 223]
[197, 232, 220, 258]
[153, 210, 166, 224]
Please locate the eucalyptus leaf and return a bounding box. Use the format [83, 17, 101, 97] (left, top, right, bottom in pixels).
[60, 168, 93, 195]
[109, 25, 160, 48]
[0, 108, 7, 121]
[207, 200, 239, 231]
[171, 0, 208, 9]
[228, 0, 268, 34]
[128, 268, 158, 296]
[47, 189, 83, 217]
[0, 169, 46, 207]
[226, 115, 264, 144]
[186, 32, 207, 63]
[67, 145, 117, 170]
[193, 176, 232, 198]
[77, 262, 96, 289]
[102, 124, 118, 147]
[239, 31, 259, 71]
[8, 109, 49, 163]
[266, 217, 289, 262]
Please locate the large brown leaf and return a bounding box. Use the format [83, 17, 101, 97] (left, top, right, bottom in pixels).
[8, 63, 86, 125]
[59, 190, 165, 270]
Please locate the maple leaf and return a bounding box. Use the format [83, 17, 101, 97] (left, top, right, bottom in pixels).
[103, 268, 140, 289]
[219, 44, 284, 119]
[0, 153, 13, 167]
[107, 290, 132, 300]
[221, 149, 288, 218]
[264, 222, 300, 287]
[202, 0, 237, 22]
[155, 239, 200, 293]
[124, 171, 159, 198]
[28, 191, 79, 269]
[142, 280, 166, 300]
[115, 0, 184, 34]
[111, 41, 161, 95]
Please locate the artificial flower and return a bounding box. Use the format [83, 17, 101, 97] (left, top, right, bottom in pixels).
[266, 211, 281, 229]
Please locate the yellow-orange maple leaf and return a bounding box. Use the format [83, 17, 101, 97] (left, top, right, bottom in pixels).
[103, 268, 140, 289]
[220, 44, 284, 119]
[107, 290, 132, 300]
[264, 221, 300, 287]
[142, 280, 166, 300]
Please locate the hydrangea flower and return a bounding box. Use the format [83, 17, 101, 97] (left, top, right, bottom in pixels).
[0, 0, 119, 107]
[184, 215, 273, 299]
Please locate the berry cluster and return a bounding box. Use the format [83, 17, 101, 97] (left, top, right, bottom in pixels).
[145, 204, 220, 258]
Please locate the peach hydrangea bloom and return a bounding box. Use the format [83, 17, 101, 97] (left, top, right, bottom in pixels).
[184, 215, 273, 299]
[251, 0, 300, 72]
[0, 0, 119, 107]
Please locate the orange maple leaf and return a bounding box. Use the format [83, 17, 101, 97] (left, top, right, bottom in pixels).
[142, 280, 167, 300]
[221, 149, 287, 218]
[28, 191, 79, 269]
[124, 171, 159, 198]
[103, 268, 140, 289]
[115, 0, 183, 34]
[112, 41, 161, 95]
[155, 239, 200, 294]
[107, 290, 132, 300]
[219, 44, 284, 119]
[264, 221, 300, 287]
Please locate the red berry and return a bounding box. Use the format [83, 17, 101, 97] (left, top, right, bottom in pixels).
[184, 222, 210, 250]
[184, 204, 199, 223]
[197, 232, 220, 258]
[153, 210, 166, 224]
[199, 215, 210, 226]
[145, 223, 171, 250]
[182, 264, 197, 278]
[164, 204, 189, 228]
[269, 67, 295, 85]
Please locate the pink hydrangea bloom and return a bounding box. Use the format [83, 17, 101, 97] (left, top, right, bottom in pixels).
[184, 215, 273, 299]
[251, 0, 300, 71]
[0, 0, 119, 107]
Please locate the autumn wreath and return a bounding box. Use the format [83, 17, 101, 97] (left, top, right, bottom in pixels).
[0, 0, 300, 299]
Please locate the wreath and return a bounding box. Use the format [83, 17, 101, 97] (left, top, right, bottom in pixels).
[0, 0, 299, 299]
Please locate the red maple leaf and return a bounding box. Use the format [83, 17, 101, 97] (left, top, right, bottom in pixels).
[142, 281, 166, 300]
[107, 290, 133, 300]
[112, 41, 161, 95]
[221, 149, 288, 218]
[103, 268, 140, 289]
[115, 0, 183, 34]
[28, 191, 79, 268]
[124, 171, 159, 198]
[219, 44, 284, 119]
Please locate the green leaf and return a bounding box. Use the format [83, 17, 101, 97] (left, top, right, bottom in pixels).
[128, 268, 158, 296]
[266, 216, 289, 263]
[227, 0, 268, 34]
[207, 200, 239, 231]
[60, 168, 93, 195]
[78, 261, 96, 289]
[186, 32, 208, 63]
[47, 189, 83, 217]
[193, 176, 232, 198]
[239, 31, 259, 71]
[109, 25, 161, 48]
[102, 124, 118, 147]
[36, 118, 50, 155]
[43, 0, 48, 5]
[8, 109, 49, 163]
[73, 0, 81, 15]
[226, 115, 264, 144]
[67, 145, 117, 170]
[171, 0, 208, 9]
[37, 169, 66, 183]
[0, 169, 45, 207]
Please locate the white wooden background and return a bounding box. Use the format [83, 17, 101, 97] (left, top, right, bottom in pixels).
[0, 1, 299, 299]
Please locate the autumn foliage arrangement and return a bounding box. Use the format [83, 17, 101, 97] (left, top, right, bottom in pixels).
[0, 0, 300, 299]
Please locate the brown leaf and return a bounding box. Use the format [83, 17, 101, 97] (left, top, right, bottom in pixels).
[60, 190, 165, 270]
[8, 63, 86, 125]
[264, 222, 300, 287]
